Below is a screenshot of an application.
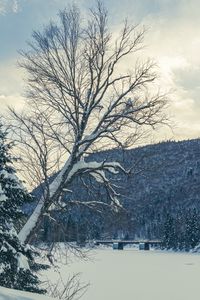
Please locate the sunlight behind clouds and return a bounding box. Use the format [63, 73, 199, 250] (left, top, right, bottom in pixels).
[0, 0, 200, 141]
[141, 0, 200, 140]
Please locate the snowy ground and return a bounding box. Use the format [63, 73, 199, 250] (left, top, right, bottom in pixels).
[44, 247, 200, 300]
[2, 247, 200, 300]
[0, 287, 53, 300]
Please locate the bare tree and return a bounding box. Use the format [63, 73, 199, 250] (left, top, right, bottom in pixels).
[11, 1, 167, 244]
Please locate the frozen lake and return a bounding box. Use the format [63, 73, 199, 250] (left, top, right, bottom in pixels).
[46, 248, 200, 300]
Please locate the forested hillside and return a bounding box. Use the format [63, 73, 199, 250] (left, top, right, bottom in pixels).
[35, 139, 200, 250]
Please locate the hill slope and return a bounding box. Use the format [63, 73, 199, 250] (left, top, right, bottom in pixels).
[32, 139, 200, 247]
[84, 139, 200, 238]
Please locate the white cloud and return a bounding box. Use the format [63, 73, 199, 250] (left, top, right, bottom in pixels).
[12, 0, 19, 13]
[0, 0, 20, 14]
[0, 0, 6, 14]
[0, 59, 26, 114]
[0, 93, 25, 113]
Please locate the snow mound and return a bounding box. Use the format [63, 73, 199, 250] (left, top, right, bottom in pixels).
[0, 287, 53, 300]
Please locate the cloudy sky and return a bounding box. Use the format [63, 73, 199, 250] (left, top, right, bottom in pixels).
[0, 0, 199, 142]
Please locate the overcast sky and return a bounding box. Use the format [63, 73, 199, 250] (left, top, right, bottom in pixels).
[0, 0, 199, 142]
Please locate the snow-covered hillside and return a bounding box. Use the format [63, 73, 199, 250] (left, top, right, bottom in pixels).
[0, 287, 53, 300]
[33, 138, 200, 247]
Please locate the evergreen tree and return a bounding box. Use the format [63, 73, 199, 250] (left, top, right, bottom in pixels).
[184, 209, 200, 250]
[162, 214, 177, 249]
[0, 123, 47, 293]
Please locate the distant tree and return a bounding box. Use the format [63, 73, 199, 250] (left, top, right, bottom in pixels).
[162, 214, 177, 249]
[11, 1, 167, 244]
[0, 122, 47, 293]
[162, 209, 200, 251]
[184, 209, 200, 250]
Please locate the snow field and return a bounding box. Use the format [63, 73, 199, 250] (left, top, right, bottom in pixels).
[2, 248, 200, 300]
[43, 248, 200, 300]
[0, 287, 53, 300]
